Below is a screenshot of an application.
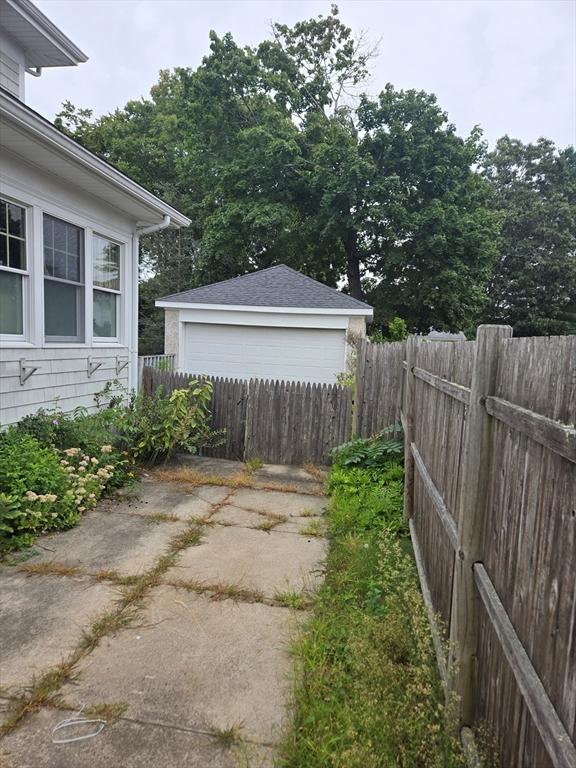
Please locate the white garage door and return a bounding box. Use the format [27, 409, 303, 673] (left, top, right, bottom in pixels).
[181, 323, 346, 384]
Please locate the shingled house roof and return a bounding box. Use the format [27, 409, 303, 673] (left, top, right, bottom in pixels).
[156, 264, 373, 312]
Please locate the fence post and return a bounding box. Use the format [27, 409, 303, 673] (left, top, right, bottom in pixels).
[403, 335, 418, 522]
[447, 324, 512, 727]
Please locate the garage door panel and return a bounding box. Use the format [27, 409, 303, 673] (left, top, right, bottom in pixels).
[181, 323, 346, 384]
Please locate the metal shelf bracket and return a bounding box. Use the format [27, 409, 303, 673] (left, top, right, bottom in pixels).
[87, 356, 103, 378]
[116, 356, 129, 375]
[19, 358, 41, 386]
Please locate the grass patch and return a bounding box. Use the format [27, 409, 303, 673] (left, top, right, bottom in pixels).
[303, 463, 327, 482]
[278, 457, 464, 768]
[212, 723, 243, 748]
[253, 518, 280, 532]
[244, 457, 264, 473]
[274, 590, 313, 610]
[299, 519, 323, 538]
[144, 512, 180, 524]
[18, 561, 80, 578]
[84, 700, 128, 724]
[169, 577, 265, 604]
[0, 662, 77, 737]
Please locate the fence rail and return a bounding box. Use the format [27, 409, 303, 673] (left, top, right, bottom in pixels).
[402, 328, 576, 768]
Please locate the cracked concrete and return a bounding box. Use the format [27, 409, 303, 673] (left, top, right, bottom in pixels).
[0, 461, 326, 767]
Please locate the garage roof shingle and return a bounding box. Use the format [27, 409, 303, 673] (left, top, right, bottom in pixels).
[157, 264, 372, 312]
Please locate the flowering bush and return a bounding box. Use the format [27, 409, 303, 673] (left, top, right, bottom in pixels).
[0, 431, 125, 553]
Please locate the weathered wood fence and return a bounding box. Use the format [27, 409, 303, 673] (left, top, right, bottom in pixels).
[137, 354, 175, 389]
[354, 338, 406, 437]
[402, 327, 576, 768]
[141, 367, 353, 465]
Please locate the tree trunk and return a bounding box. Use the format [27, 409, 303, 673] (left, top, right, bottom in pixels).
[344, 231, 363, 300]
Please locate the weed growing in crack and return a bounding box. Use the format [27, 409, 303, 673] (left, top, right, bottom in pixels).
[299, 520, 323, 538]
[18, 561, 81, 578]
[212, 723, 243, 748]
[274, 591, 314, 610]
[144, 512, 180, 524]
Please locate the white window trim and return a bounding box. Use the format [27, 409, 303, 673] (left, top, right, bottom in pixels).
[0, 178, 133, 351]
[0, 195, 30, 343]
[43, 212, 86, 344]
[92, 234, 123, 343]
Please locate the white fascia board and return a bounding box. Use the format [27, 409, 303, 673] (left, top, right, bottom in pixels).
[0, 93, 191, 227]
[4, 0, 88, 65]
[155, 301, 374, 318]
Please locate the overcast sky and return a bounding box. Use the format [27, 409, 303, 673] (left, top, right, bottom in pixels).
[29, 0, 575, 149]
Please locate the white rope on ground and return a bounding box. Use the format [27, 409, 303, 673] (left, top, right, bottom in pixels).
[51, 704, 106, 744]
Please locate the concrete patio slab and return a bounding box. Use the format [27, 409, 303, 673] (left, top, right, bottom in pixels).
[253, 462, 325, 489]
[14, 510, 186, 576]
[210, 505, 265, 528]
[111, 477, 189, 515]
[0, 708, 250, 768]
[172, 486, 233, 520]
[168, 524, 326, 597]
[17, 510, 189, 578]
[175, 455, 244, 478]
[0, 573, 117, 690]
[229, 488, 326, 518]
[59, 586, 295, 744]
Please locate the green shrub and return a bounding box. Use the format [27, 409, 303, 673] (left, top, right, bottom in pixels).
[328, 463, 405, 537]
[0, 433, 76, 549]
[121, 380, 222, 464]
[332, 429, 403, 469]
[0, 429, 128, 553]
[12, 407, 134, 490]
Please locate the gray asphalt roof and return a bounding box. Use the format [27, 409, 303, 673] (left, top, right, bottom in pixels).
[157, 264, 373, 312]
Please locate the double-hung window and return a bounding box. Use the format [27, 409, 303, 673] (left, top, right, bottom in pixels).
[43, 214, 84, 342]
[0, 198, 27, 338]
[93, 236, 121, 340]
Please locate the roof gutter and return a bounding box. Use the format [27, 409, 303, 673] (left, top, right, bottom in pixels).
[0, 92, 191, 227]
[137, 215, 172, 236]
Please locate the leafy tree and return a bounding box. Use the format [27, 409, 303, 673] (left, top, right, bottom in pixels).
[482, 137, 576, 336]
[56, 5, 504, 346]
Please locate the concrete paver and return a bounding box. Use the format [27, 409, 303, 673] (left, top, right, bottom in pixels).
[0, 573, 117, 690]
[17, 508, 189, 577]
[0, 708, 252, 768]
[229, 488, 326, 518]
[60, 586, 294, 743]
[169, 524, 326, 597]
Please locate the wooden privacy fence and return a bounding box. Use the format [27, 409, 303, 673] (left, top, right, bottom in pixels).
[141, 367, 353, 465]
[137, 354, 175, 389]
[402, 327, 576, 768]
[354, 338, 406, 437]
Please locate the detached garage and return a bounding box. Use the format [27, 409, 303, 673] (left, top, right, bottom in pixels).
[155, 265, 373, 384]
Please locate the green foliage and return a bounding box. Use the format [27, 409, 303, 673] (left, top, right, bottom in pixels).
[0, 432, 76, 551]
[122, 380, 221, 464]
[387, 317, 409, 341]
[482, 137, 576, 336]
[279, 459, 463, 767]
[327, 463, 405, 537]
[56, 6, 500, 338]
[332, 429, 403, 469]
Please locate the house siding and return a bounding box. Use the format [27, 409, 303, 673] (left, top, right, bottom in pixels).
[0, 347, 129, 425]
[0, 149, 139, 426]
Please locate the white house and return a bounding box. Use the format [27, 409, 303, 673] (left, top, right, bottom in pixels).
[0, 0, 190, 426]
[156, 265, 374, 385]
